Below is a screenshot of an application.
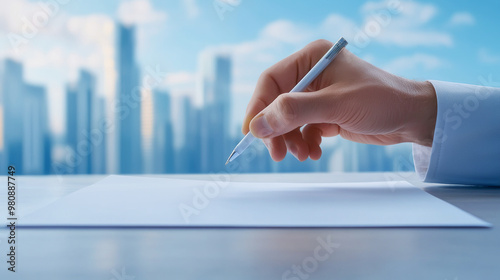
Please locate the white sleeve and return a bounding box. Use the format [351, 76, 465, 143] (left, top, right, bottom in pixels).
[412, 80, 500, 186]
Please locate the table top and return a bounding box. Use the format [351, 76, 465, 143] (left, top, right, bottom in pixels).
[1, 172, 499, 280]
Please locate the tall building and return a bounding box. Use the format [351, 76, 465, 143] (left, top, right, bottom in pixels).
[174, 95, 201, 173]
[76, 70, 95, 174]
[64, 85, 78, 174]
[116, 23, 142, 174]
[151, 89, 174, 173]
[23, 84, 51, 175]
[66, 86, 78, 152]
[343, 140, 360, 172]
[0, 59, 25, 173]
[357, 144, 390, 171]
[63, 70, 105, 174]
[141, 88, 154, 173]
[91, 96, 107, 174]
[0, 59, 52, 175]
[198, 52, 232, 172]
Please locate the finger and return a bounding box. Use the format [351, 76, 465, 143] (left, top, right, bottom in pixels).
[307, 123, 341, 137]
[249, 90, 335, 139]
[302, 124, 323, 160]
[242, 39, 334, 134]
[302, 123, 341, 160]
[263, 136, 287, 161]
[282, 128, 309, 161]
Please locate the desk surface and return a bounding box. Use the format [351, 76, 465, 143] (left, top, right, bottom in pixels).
[1, 172, 499, 280]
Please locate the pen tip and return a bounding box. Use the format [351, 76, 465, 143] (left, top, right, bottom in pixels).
[225, 150, 236, 165]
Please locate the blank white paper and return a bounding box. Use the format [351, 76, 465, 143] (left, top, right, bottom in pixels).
[18, 175, 490, 228]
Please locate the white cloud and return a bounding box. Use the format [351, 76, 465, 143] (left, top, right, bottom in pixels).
[211, 19, 313, 60]
[261, 20, 313, 45]
[164, 71, 196, 86]
[448, 12, 475, 26]
[320, 14, 358, 41]
[160, 71, 198, 99]
[66, 15, 115, 47]
[182, 0, 200, 19]
[383, 53, 445, 74]
[236, 1, 452, 53]
[356, 0, 452, 47]
[0, 0, 118, 135]
[375, 30, 452, 47]
[194, 18, 316, 100]
[0, 0, 36, 33]
[205, 0, 455, 101]
[64, 15, 117, 95]
[118, 0, 167, 25]
[478, 48, 500, 64]
[0, 0, 73, 52]
[0, 0, 68, 34]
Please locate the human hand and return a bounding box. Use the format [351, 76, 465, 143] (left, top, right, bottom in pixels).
[242, 39, 437, 162]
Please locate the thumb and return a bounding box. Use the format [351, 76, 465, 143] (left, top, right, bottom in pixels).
[249, 91, 330, 138]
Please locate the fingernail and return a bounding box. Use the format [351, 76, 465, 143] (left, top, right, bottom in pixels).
[252, 115, 273, 137]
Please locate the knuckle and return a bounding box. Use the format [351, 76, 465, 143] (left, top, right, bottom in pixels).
[275, 94, 298, 124]
[307, 39, 333, 52]
[259, 68, 273, 82]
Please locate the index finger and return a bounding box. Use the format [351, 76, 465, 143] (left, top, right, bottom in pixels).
[242, 39, 334, 134]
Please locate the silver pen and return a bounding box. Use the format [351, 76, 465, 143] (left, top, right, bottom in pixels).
[226, 37, 348, 165]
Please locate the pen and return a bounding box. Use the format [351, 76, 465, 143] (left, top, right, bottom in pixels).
[226, 37, 348, 165]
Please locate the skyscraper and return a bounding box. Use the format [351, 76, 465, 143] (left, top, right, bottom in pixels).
[116, 23, 142, 174]
[64, 85, 78, 174]
[23, 84, 51, 175]
[358, 144, 390, 171]
[152, 89, 174, 173]
[198, 52, 232, 172]
[142, 89, 178, 174]
[62, 70, 105, 175]
[75, 70, 95, 174]
[0, 59, 25, 173]
[174, 95, 201, 173]
[0, 59, 52, 175]
[343, 140, 360, 172]
[91, 96, 107, 174]
[141, 88, 154, 173]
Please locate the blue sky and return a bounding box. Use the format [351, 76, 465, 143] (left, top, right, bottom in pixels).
[2, 0, 500, 135]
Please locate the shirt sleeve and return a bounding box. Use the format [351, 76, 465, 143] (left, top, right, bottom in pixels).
[412, 80, 500, 186]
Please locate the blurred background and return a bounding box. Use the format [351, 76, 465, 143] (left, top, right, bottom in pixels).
[0, 0, 499, 175]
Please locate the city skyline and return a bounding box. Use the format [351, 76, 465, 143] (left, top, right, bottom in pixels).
[0, 19, 412, 175]
[2, 0, 497, 138]
[6, 0, 494, 174]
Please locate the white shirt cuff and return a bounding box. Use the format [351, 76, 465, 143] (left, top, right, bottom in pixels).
[412, 143, 432, 180]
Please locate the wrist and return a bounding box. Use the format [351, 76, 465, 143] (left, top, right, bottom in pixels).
[408, 80, 437, 147]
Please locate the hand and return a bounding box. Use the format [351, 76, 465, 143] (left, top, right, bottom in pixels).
[242, 39, 437, 162]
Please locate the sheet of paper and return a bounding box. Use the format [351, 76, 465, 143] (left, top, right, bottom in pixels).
[18, 175, 490, 228]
